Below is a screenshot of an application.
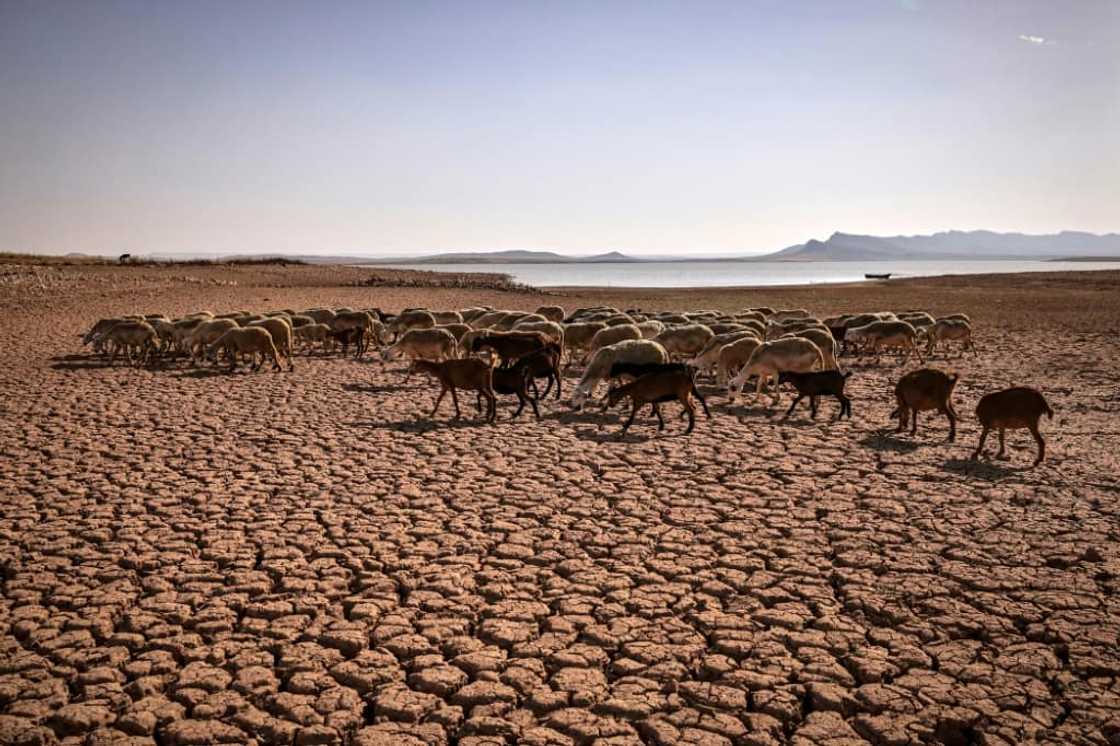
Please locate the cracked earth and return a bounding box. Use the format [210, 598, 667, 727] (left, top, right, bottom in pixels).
[1, 264, 1118, 745]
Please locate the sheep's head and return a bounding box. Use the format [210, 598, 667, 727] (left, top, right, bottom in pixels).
[380, 345, 399, 362]
[570, 383, 593, 411]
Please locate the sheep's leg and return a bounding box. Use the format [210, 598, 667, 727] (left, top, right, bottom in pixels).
[450, 386, 462, 420]
[1029, 422, 1045, 465]
[527, 391, 540, 420]
[810, 395, 819, 419]
[910, 410, 919, 435]
[430, 387, 446, 417]
[529, 377, 542, 400]
[972, 426, 990, 460]
[540, 375, 553, 400]
[553, 370, 562, 400]
[511, 391, 525, 420]
[944, 406, 956, 442]
[895, 406, 907, 433]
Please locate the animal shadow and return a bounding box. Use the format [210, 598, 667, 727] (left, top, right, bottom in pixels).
[343, 382, 406, 394]
[860, 432, 921, 454]
[942, 457, 1025, 480]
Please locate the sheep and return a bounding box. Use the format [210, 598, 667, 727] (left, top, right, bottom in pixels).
[925, 319, 975, 356]
[716, 337, 763, 386]
[534, 305, 566, 322]
[293, 322, 331, 353]
[381, 328, 458, 380]
[654, 313, 691, 325]
[770, 309, 812, 322]
[248, 317, 296, 370]
[653, 324, 714, 360]
[766, 319, 826, 339]
[287, 314, 315, 329]
[687, 331, 759, 379]
[562, 321, 608, 366]
[168, 316, 207, 356]
[103, 320, 159, 366]
[635, 320, 665, 339]
[606, 369, 701, 438]
[332, 311, 385, 357]
[414, 359, 497, 423]
[941, 313, 972, 325]
[587, 324, 643, 361]
[571, 339, 669, 410]
[727, 337, 824, 405]
[235, 314, 267, 327]
[459, 307, 492, 324]
[706, 323, 748, 335]
[512, 320, 564, 347]
[846, 320, 923, 364]
[603, 314, 637, 327]
[187, 319, 239, 364]
[432, 310, 463, 325]
[890, 368, 959, 441]
[470, 331, 550, 366]
[83, 318, 124, 354]
[500, 312, 550, 331]
[388, 309, 437, 339]
[208, 327, 282, 372]
[436, 323, 473, 345]
[972, 387, 1053, 466]
[735, 310, 767, 324]
[470, 310, 511, 329]
[778, 370, 852, 420]
[780, 328, 839, 370]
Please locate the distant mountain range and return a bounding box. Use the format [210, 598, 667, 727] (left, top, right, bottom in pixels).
[357, 230, 1120, 264]
[103, 230, 1120, 265]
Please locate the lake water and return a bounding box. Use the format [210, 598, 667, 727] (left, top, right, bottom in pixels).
[371, 260, 1118, 288]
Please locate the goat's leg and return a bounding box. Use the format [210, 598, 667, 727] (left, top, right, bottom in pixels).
[653, 404, 665, 431]
[996, 428, 1008, 459]
[450, 386, 462, 420]
[784, 394, 803, 419]
[620, 402, 639, 438]
[972, 426, 990, 460]
[1029, 422, 1045, 465]
[430, 387, 446, 417]
[683, 396, 696, 434]
[944, 406, 956, 442]
[810, 395, 819, 419]
[910, 410, 919, 435]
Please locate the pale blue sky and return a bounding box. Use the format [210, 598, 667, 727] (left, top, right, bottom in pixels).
[1, 0, 1116, 256]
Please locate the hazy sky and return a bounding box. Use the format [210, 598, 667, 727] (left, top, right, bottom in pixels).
[1, 0, 1117, 257]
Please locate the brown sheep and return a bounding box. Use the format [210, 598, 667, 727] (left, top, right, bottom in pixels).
[606, 369, 700, 438]
[890, 368, 959, 441]
[972, 387, 1053, 466]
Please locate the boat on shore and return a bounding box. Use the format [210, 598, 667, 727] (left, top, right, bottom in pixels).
[864, 272, 892, 280]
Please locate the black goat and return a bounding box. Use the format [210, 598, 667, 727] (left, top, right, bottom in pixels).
[778, 370, 852, 420]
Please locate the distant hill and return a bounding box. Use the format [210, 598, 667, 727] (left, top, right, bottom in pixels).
[758, 230, 1120, 261]
[360, 249, 642, 265]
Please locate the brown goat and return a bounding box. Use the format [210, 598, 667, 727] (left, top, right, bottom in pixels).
[972, 387, 1053, 466]
[470, 331, 550, 365]
[606, 369, 698, 438]
[415, 359, 496, 423]
[890, 368, 959, 441]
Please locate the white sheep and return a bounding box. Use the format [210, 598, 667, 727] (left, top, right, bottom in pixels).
[512, 320, 564, 347]
[534, 305, 566, 322]
[562, 321, 608, 365]
[727, 337, 824, 404]
[687, 330, 759, 378]
[847, 320, 923, 364]
[249, 317, 296, 370]
[635, 320, 665, 339]
[102, 320, 159, 366]
[779, 327, 840, 370]
[388, 309, 437, 338]
[715, 336, 763, 386]
[209, 327, 283, 372]
[381, 327, 458, 381]
[187, 319, 240, 364]
[925, 318, 974, 356]
[653, 323, 714, 359]
[432, 310, 463, 325]
[294, 322, 331, 353]
[571, 339, 669, 410]
[587, 324, 643, 361]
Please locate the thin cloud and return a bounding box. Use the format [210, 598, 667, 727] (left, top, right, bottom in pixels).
[1018, 34, 1056, 46]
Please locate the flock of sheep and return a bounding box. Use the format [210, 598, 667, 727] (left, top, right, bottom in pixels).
[80, 302, 1052, 464]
